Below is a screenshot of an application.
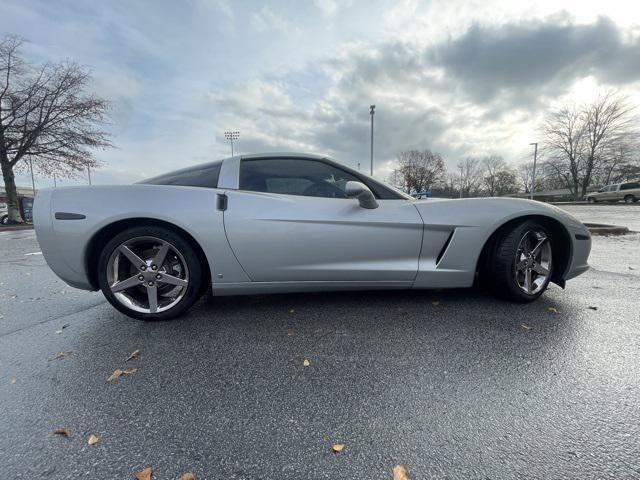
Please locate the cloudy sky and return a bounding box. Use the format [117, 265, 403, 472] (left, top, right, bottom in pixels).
[2, 0, 640, 188]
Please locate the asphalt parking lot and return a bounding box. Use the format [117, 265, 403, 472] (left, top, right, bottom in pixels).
[1, 206, 639, 479]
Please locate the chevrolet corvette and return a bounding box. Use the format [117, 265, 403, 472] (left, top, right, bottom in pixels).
[33, 153, 591, 320]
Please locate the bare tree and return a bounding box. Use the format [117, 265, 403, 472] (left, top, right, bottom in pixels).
[541, 91, 637, 199]
[481, 155, 507, 196]
[457, 157, 482, 197]
[0, 35, 111, 223]
[390, 149, 446, 194]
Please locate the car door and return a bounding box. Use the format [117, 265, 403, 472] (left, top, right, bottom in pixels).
[222, 157, 423, 282]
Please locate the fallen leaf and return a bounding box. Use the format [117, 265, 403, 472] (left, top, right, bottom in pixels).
[393, 464, 408, 480]
[521, 324, 532, 330]
[61, 323, 70, 329]
[11, 377, 16, 384]
[107, 369, 123, 382]
[178, 473, 195, 480]
[55, 330, 63, 334]
[289, 309, 295, 313]
[303, 358, 310, 367]
[588, 306, 598, 311]
[88, 434, 98, 445]
[125, 350, 140, 362]
[547, 307, 558, 314]
[107, 367, 138, 382]
[332, 443, 345, 453]
[135, 467, 153, 480]
[54, 351, 72, 360]
[431, 300, 440, 306]
[287, 331, 295, 336]
[53, 429, 71, 438]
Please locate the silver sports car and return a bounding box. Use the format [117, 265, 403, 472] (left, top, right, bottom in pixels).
[33, 152, 591, 320]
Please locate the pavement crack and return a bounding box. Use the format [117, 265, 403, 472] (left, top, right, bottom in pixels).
[0, 300, 106, 338]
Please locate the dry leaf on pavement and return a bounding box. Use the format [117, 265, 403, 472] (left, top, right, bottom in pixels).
[431, 300, 440, 306]
[547, 307, 558, 314]
[289, 309, 295, 313]
[126, 350, 140, 362]
[303, 358, 310, 367]
[53, 429, 71, 438]
[332, 443, 345, 453]
[135, 467, 153, 480]
[11, 377, 17, 384]
[88, 434, 98, 445]
[588, 306, 598, 310]
[393, 464, 408, 480]
[54, 351, 72, 360]
[521, 324, 532, 330]
[107, 369, 123, 382]
[107, 367, 138, 382]
[178, 473, 195, 480]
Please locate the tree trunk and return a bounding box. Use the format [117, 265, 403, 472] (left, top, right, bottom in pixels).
[1, 161, 24, 224]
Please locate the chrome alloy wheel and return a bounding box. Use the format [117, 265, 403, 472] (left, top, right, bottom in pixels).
[514, 230, 552, 295]
[106, 236, 189, 314]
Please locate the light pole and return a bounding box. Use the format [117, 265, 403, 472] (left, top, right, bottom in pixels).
[87, 165, 92, 185]
[224, 131, 240, 156]
[529, 142, 538, 200]
[459, 164, 463, 198]
[369, 105, 375, 176]
[53, 171, 57, 188]
[29, 159, 36, 195]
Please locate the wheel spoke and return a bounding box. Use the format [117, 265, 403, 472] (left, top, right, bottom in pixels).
[147, 286, 158, 313]
[531, 236, 547, 255]
[119, 246, 146, 269]
[524, 268, 532, 293]
[516, 259, 527, 271]
[158, 274, 188, 287]
[153, 242, 171, 269]
[533, 264, 549, 275]
[111, 275, 141, 293]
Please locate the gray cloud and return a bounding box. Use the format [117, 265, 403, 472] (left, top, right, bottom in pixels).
[432, 15, 640, 103]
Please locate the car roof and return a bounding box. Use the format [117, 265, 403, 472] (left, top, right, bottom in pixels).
[239, 152, 329, 160]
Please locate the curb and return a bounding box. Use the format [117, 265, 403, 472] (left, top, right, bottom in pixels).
[584, 223, 630, 236]
[0, 224, 34, 232]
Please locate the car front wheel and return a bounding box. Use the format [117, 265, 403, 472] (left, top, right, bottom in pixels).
[97, 226, 203, 320]
[587, 197, 596, 203]
[490, 220, 553, 302]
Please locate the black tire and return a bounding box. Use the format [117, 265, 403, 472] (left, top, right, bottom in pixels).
[624, 195, 636, 204]
[489, 220, 553, 302]
[97, 225, 203, 320]
[587, 197, 596, 204]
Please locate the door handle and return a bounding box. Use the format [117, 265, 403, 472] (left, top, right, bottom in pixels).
[216, 193, 228, 211]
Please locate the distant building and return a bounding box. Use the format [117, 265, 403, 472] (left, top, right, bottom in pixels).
[506, 188, 597, 202]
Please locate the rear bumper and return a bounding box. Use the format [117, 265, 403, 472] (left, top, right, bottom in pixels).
[33, 189, 95, 291]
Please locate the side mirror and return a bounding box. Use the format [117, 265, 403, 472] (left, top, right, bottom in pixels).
[345, 181, 379, 209]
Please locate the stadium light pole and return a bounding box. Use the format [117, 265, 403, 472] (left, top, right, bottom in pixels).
[369, 105, 375, 176]
[529, 142, 538, 200]
[224, 131, 240, 156]
[87, 165, 92, 185]
[29, 159, 36, 194]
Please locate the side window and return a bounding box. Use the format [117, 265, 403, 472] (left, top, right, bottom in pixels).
[239, 158, 362, 199]
[140, 161, 222, 188]
[621, 182, 640, 190]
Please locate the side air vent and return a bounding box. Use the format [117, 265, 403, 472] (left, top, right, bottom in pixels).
[436, 229, 455, 266]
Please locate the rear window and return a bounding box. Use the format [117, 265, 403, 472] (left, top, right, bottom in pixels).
[140, 161, 222, 188]
[621, 182, 640, 190]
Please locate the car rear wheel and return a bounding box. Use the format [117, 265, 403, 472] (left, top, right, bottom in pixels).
[490, 220, 553, 302]
[0, 214, 8, 225]
[624, 195, 636, 204]
[97, 226, 203, 320]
